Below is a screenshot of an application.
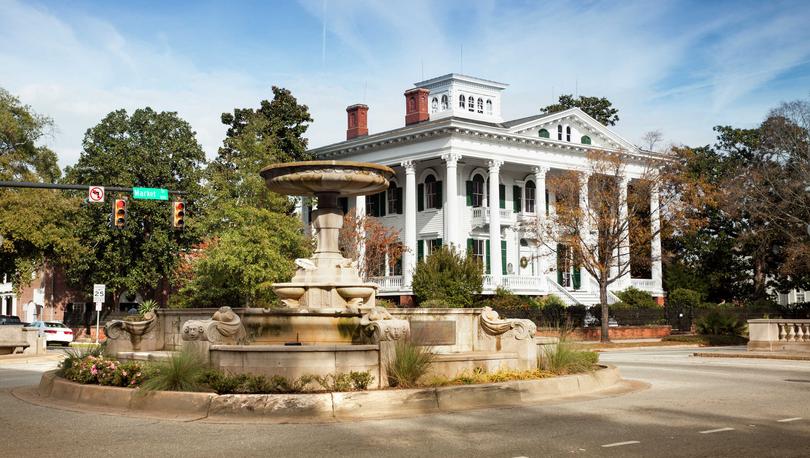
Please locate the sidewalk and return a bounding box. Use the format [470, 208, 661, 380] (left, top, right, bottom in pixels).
[0, 352, 64, 366]
[693, 349, 810, 361]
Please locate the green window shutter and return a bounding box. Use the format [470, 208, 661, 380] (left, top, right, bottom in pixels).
[501, 240, 507, 275]
[467, 238, 474, 254]
[436, 238, 443, 248]
[378, 192, 386, 217]
[485, 240, 491, 274]
[417, 184, 424, 212]
[499, 184, 505, 209]
[573, 266, 581, 290]
[557, 268, 563, 285]
[513, 185, 521, 213]
[435, 181, 443, 209]
[417, 240, 424, 262]
[396, 187, 403, 214]
[545, 189, 549, 216]
[465, 181, 473, 206]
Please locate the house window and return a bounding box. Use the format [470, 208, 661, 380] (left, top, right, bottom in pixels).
[424, 174, 439, 209]
[471, 174, 485, 207]
[566, 126, 571, 142]
[468, 96, 475, 112]
[441, 95, 448, 110]
[538, 128, 550, 138]
[525, 181, 536, 213]
[365, 192, 386, 217]
[470, 239, 486, 266]
[387, 182, 402, 214]
[581, 135, 591, 145]
[486, 99, 492, 115]
[557, 124, 563, 140]
[459, 95, 465, 108]
[797, 290, 807, 303]
[477, 98, 484, 113]
[431, 97, 438, 113]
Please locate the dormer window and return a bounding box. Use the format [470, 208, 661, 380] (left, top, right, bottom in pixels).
[581, 135, 592, 145]
[566, 126, 571, 142]
[557, 125, 563, 140]
[477, 98, 484, 113]
[459, 95, 465, 108]
[441, 95, 448, 110]
[538, 128, 550, 138]
[486, 99, 492, 115]
[468, 97, 474, 112]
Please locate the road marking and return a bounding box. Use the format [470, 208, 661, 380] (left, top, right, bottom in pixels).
[601, 441, 640, 448]
[699, 427, 735, 434]
[777, 417, 802, 423]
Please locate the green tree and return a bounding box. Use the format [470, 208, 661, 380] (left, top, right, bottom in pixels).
[64, 108, 206, 305]
[0, 88, 82, 287]
[541, 94, 620, 126]
[412, 246, 483, 308]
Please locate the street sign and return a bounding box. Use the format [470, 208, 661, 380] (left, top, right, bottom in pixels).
[88, 186, 105, 203]
[132, 187, 169, 201]
[95, 302, 102, 312]
[93, 284, 106, 303]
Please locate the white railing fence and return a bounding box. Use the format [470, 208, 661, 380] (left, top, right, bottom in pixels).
[748, 319, 810, 352]
[630, 278, 657, 291]
[501, 275, 544, 291]
[545, 276, 582, 306]
[366, 275, 403, 292]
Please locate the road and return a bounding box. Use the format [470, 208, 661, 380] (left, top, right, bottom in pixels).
[0, 347, 808, 457]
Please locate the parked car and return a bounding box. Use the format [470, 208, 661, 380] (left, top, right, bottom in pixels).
[0, 315, 23, 325]
[27, 321, 74, 346]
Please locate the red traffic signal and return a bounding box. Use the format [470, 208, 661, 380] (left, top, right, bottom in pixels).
[172, 201, 185, 229]
[112, 199, 127, 229]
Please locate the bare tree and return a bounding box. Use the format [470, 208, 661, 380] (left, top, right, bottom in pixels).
[642, 130, 663, 152]
[338, 208, 406, 278]
[522, 150, 698, 342]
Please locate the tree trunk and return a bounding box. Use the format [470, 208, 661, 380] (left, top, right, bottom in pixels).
[600, 281, 610, 342]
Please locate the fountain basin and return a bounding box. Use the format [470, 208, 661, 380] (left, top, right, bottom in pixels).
[260, 160, 394, 197]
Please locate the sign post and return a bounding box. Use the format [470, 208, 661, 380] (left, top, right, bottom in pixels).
[92, 284, 105, 344]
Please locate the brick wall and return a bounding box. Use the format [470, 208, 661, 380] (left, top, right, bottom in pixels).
[536, 325, 672, 341]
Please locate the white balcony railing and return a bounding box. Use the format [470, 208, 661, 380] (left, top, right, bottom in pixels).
[366, 275, 403, 292]
[502, 275, 544, 291]
[483, 274, 495, 290]
[470, 207, 515, 226]
[630, 278, 657, 291]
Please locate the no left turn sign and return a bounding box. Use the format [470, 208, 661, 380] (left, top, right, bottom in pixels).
[88, 186, 105, 203]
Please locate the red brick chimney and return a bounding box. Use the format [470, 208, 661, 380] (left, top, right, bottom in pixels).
[404, 88, 430, 125]
[346, 104, 369, 140]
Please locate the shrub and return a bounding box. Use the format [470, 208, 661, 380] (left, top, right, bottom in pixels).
[97, 360, 148, 387]
[695, 310, 745, 337]
[419, 298, 452, 308]
[349, 371, 374, 390]
[138, 299, 158, 317]
[541, 294, 567, 309]
[315, 373, 354, 392]
[412, 245, 483, 308]
[59, 341, 108, 377]
[614, 287, 658, 309]
[668, 288, 702, 310]
[376, 299, 395, 309]
[387, 339, 434, 388]
[199, 370, 318, 394]
[139, 349, 206, 392]
[540, 343, 599, 375]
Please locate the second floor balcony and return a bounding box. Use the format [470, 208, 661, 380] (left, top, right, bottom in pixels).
[470, 207, 515, 227]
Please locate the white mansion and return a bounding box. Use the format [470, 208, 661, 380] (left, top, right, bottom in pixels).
[305, 74, 664, 306]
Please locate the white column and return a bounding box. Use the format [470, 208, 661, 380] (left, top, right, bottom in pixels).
[579, 172, 591, 244]
[617, 176, 630, 289]
[650, 183, 663, 292]
[534, 166, 549, 290]
[354, 195, 366, 276]
[402, 161, 417, 287]
[488, 160, 503, 287]
[442, 152, 461, 250]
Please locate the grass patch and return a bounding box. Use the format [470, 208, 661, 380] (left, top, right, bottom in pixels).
[387, 340, 434, 388]
[422, 367, 555, 387]
[139, 349, 206, 392]
[540, 342, 599, 375]
[662, 334, 748, 346]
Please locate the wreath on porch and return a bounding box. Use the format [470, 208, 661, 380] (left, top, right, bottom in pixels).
[519, 256, 529, 269]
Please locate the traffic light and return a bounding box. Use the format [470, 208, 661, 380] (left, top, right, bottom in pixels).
[172, 200, 185, 229]
[112, 199, 127, 229]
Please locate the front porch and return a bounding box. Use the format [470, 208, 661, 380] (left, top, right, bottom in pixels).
[367, 274, 663, 306]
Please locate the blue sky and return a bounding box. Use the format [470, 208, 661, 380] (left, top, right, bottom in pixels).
[2, 0, 810, 168]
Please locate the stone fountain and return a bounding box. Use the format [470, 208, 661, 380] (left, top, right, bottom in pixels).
[106, 160, 539, 388]
[260, 160, 393, 311]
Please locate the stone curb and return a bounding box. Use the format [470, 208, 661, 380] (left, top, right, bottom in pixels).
[693, 351, 810, 361]
[37, 365, 621, 422]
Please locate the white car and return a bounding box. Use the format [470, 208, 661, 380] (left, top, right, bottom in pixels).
[28, 321, 74, 346]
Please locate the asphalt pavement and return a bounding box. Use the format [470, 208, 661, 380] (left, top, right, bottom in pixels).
[0, 346, 808, 457]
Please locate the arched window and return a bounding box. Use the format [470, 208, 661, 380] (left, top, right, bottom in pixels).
[525, 180, 536, 213]
[459, 95, 465, 108]
[424, 174, 439, 209]
[468, 96, 475, 112]
[441, 95, 448, 110]
[431, 97, 438, 113]
[477, 98, 484, 113]
[471, 174, 485, 207]
[566, 126, 571, 142]
[557, 125, 563, 140]
[486, 99, 493, 115]
[520, 239, 529, 247]
[581, 135, 591, 145]
[538, 128, 550, 138]
[409, 96, 415, 111]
